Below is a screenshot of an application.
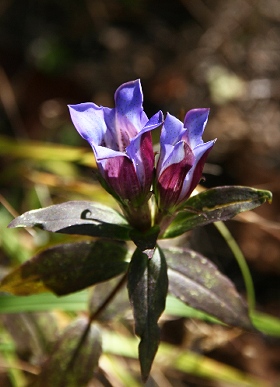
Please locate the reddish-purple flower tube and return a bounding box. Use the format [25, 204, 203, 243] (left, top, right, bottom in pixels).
[155, 108, 215, 212]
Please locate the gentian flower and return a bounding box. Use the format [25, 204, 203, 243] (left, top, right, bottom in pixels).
[155, 108, 215, 213]
[68, 80, 163, 230]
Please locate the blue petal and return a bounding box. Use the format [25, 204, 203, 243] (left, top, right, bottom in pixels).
[104, 106, 140, 152]
[158, 141, 194, 176]
[115, 80, 148, 132]
[156, 142, 194, 209]
[157, 113, 185, 176]
[193, 139, 216, 159]
[113, 113, 139, 151]
[127, 132, 154, 191]
[178, 139, 215, 202]
[126, 111, 163, 159]
[183, 108, 210, 148]
[160, 113, 184, 147]
[102, 107, 119, 150]
[156, 143, 172, 176]
[129, 111, 164, 147]
[143, 110, 164, 132]
[91, 144, 125, 161]
[68, 103, 107, 145]
[127, 111, 163, 181]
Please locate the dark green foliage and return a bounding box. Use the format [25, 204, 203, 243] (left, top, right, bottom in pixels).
[165, 246, 252, 329]
[163, 187, 272, 238]
[0, 240, 128, 296]
[127, 247, 168, 381]
[8, 201, 132, 240]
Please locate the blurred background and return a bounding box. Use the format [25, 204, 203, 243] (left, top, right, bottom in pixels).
[0, 0, 280, 386]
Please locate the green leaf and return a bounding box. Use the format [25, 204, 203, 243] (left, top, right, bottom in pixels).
[165, 295, 221, 323]
[163, 186, 272, 238]
[127, 247, 168, 381]
[0, 293, 279, 339]
[8, 201, 132, 240]
[35, 317, 102, 387]
[164, 246, 252, 330]
[250, 311, 280, 337]
[0, 240, 129, 296]
[0, 291, 89, 313]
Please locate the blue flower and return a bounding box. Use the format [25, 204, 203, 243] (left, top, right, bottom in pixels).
[68, 80, 163, 230]
[155, 108, 215, 212]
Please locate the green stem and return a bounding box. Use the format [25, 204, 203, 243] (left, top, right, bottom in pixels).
[121, 201, 152, 232]
[214, 221, 255, 314]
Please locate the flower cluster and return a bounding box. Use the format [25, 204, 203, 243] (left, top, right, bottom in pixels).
[69, 80, 215, 231]
[5, 78, 273, 385]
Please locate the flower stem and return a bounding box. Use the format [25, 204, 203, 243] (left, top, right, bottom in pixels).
[89, 272, 128, 322]
[121, 202, 152, 231]
[155, 209, 175, 237]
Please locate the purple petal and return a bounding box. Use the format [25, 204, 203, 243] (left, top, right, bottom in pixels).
[178, 139, 215, 203]
[157, 141, 194, 176]
[102, 156, 141, 202]
[115, 80, 148, 132]
[91, 144, 125, 161]
[101, 107, 120, 150]
[193, 139, 216, 159]
[110, 112, 138, 152]
[183, 108, 210, 148]
[157, 142, 194, 208]
[126, 110, 163, 187]
[157, 113, 185, 174]
[156, 143, 172, 177]
[68, 103, 108, 146]
[143, 110, 164, 132]
[126, 131, 154, 192]
[160, 113, 184, 147]
[127, 110, 163, 156]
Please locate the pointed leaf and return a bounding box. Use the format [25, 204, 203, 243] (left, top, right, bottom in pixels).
[127, 247, 168, 381]
[0, 240, 129, 296]
[35, 317, 102, 387]
[164, 246, 252, 329]
[8, 201, 132, 240]
[163, 186, 272, 238]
